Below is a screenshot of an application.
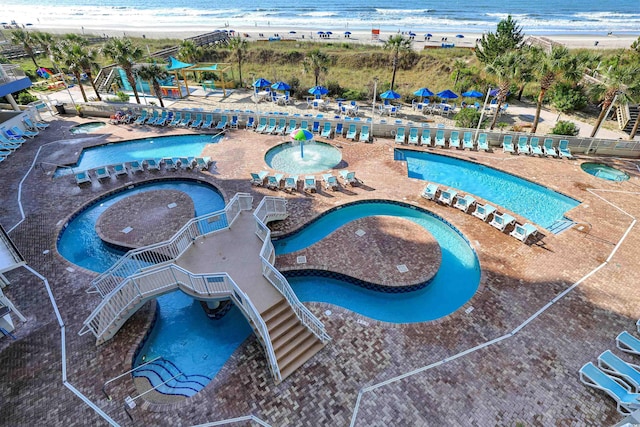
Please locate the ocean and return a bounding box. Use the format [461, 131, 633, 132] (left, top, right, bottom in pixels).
[2, 0, 640, 36]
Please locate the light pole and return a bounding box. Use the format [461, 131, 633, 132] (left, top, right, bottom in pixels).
[474, 86, 491, 143]
[371, 77, 378, 143]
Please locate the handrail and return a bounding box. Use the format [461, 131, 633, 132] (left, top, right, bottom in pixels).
[102, 355, 162, 400]
[89, 192, 253, 296]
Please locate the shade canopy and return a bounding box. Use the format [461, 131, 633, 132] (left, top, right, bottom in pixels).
[380, 90, 401, 100]
[166, 56, 193, 71]
[271, 81, 290, 91]
[308, 85, 329, 95]
[461, 90, 483, 98]
[413, 87, 434, 97]
[252, 78, 272, 88]
[290, 128, 314, 141]
[436, 89, 459, 99]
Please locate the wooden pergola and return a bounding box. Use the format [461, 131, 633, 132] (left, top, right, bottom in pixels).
[164, 58, 234, 98]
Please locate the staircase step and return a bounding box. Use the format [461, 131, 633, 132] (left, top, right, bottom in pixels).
[261, 300, 291, 324]
[274, 328, 310, 358]
[269, 318, 304, 344]
[278, 340, 325, 380]
[265, 309, 296, 332]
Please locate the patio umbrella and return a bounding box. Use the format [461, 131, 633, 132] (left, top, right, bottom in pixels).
[425, 33, 433, 37]
[252, 78, 272, 88]
[289, 31, 297, 34]
[271, 81, 290, 91]
[490, 88, 511, 97]
[344, 31, 351, 35]
[455, 34, 464, 38]
[413, 87, 434, 101]
[436, 89, 459, 99]
[308, 85, 329, 96]
[461, 90, 483, 98]
[317, 31, 325, 35]
[290, 128, 314, 158]
[325, 31, 332, 35]
[380, 90, 401, 100]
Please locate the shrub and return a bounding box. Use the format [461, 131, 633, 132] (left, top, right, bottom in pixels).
[342, 89, 368, 101]
[454, 107, 483, 128]
[551, 120, 579, 136]
[116, 91, 130, 102]
[17, 91, 38, 105]
[551, 83, 587, 112]
[326, 81, 344, 98]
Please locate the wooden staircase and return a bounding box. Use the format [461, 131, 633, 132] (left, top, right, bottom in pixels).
[261, 299, 326, 381]
[623, 104, 639, 135]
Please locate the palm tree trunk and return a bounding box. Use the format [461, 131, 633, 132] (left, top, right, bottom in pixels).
[390, 56, 398, 91]
[125, 68, 141, 104]
[153, 82, 165, 108]
[489, 100, 503, 130]
[238, 59, 243, 86]
[74, 72, 88, 102]
[517, 84, 525, 101]
[590, 102, 610, 137]
[628, 114, 640, 140]
[86, 72, 102, 101]
[30, 54, 40, 69]
[530, 89, 546, 133]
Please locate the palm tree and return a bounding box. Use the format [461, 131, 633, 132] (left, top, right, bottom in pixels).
[485, 52, 519, 130]
[10, 29, 39, 69]
[383, 35, 412, 91]
[31, 32, 55, 58]
[101, 38, 144, 104]
[302, 49, 330, 87]
[530, 46, 572, 133]
[78, 47, 102, 101]
[227, 36, 248, 86]
[137, 64, 169, 108]
[177, 40, 202, 63]
[57, 41, 89, 102]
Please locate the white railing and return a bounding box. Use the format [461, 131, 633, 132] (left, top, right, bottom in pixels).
[89, 192, 253, 297]
[80, 263, 281, 381]
[253, 197, 331, 344]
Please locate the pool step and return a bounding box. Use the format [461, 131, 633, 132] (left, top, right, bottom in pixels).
[132, 359, 211, 397]
[547, 218, 576, 235]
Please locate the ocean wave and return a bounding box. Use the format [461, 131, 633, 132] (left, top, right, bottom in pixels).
[300, 11, 338, 17]
[375, 8, 435, 14]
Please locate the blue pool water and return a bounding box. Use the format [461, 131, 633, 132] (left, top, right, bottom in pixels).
[55, 134, 222, 176]
[399, 150, 580, 228]
[264, 141, 342, 174]
[275, 201, 480, 323]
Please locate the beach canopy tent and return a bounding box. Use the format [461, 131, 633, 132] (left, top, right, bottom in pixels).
[166, 56, 193, 71]
[436, 89, 459, 99]
[165, 58, 233, 97]
[461, 90, 483, 98]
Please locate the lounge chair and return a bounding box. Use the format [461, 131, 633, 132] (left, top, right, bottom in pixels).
[264, 118, 277, 134]
[250, 170, 269, 186]
[510, 223, 538, 243]
[145, 159, 161, 170]
[528, 137, 543, 156]
[195, 157, 212, 170]
[438, 188, 458, 206]
[299, 120, 309, 131]
[489, 212, 516, 231]
[255, 117, 267, 133]
[471, 203, 497, 222]
[477, 133, 489, 151]
[230, 115, 239, 129]
[322, 173, 339, 191]
[598, 350, 640, 393]
[516, 136, 530, 155]
[179, 112, 192, 127]
[245, 116, 255, 129]
[453, 194, 476, 213]
[358, 125, 370, 142]
[335, 122, 344, 137]
[75, 171, 91, 185]
[421, 183, 439, 200]
[435, 129, 446, 147]
[321, 122, 332, 138]
[164, 158, 179, 170]
[579, 362, 640, 415]
[339, 170, 359, 186]
[558, 139, 574, 159]
[202, 114, 214, 129]
[113, 163, 128, 176]
[155, 111, 169, 126]
[177, 157, 194, 169]
[346, 124, 357, 141]
[274, 118, 287, 135]
[0, 133, 25, 145]
[94, 167, 110, 181]
[134, 110, 148, 125]
[287, 119, 298, 133]
[449, 131, 461, 149]
[284, 175, 298, 192]
[462, 131, 474, 150]
[408, 127, 419, 145]
[190, 113, 203, 128]
[395, 127, 406, 144]
[617, 331, 640, 356]
[169, 112, 182, 126]
[304, 175, 317, 192]
[502, 135, 515, 154]
[145, 110, 159, 125]
[215, 115, 229, 130]
[128, 161, 144, 173]
[421, 129, 431, 146]
[312, 121, 320, 133]
[9, 126, 37, 139]
[23, 117, 49, 130]
[540, 138, 557, 157]
[266, 173, 284, 190]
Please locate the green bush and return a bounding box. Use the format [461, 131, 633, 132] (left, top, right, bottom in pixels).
[17, 91, 38, 105]
[116, 91, 130, 102]
[551, 120, 580, 136]
[551, 83, 587, 112]
[326, 81, 344, 98]
[342, 89, 368, 101]
[454, 107, 483, 128]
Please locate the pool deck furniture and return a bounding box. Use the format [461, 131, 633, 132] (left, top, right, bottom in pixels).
[195, 157, 212, 170]
[74, 171, 91, 185]
[304, 175, 317, 192]
[178, 157, 195, 170]
[264, 118, 277, 134]
[579, 362, 640, 415]
[202, 114, 214, 129]
[408, 128, 420, 145]
[339, 170, 359, 186]
[179, 112, 192, 127]
[267, 173, 285, 190]
[284, 175, 299, 192]
[598, 350, 640, 392]
[421, 129, 431, 146]
[489, 212, 516, 232]
[8, 126, 37, 139]
[322, 174, 339, 191]
[617, 331, 640, 356]
[462, 131, 474, 150]
[23, 117, 49, 130]
[321, 122, 332, 138]
[543, 138, 558, 157]
[346, 124, 357, 141]
[145, 159, 161, 170]
[1, 133, 25, 145]
[190, 113, 203, 129]
[255, 117, 267, 133]
[438, 188, 458, 206]
[559, 139, 574, 159]
[94, 167, 110, 181]
[435, 130, 446, 147]
[502, 135, 515, 154]
[134, 110, 148, 125]
[477, 133, 489, 151]
[449, 131, 461, 149]
[471, 203, 497, 222]
[358, 125, 370, 142]
[394, 127, 406, 144]
[216, 116, 229, 130]
[421, 183, 439, 200]
[163, 158, 178, 170]
[169, 112, 182, 126]
[510, 223, 538, 243]
[113, 163, 128, 176]
[251, 170, 269, 186]
[529, 137, 544, 156]
[128, 161, 144, 173]
[516, 136, 530, 155]
[453, 194, 476, 213]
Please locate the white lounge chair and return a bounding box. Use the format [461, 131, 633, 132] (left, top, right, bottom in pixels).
[284, 175, 298, 192]
[304, 175, 317, 192]
[322, 174, 339, 191]
[510, 223, 538, 243]
[529, 137, 544, 156]
[543, 138, 558, 157]
[438, 188, 457, 206]
[617, 331, 640, 356]
[449, 131, 461, 149]
[394, 127, 406, 144]
[195, 157, 212, 170]
[358, 125, 370, 142]
[113, 163, 128, 176]
[408, 128, 419, 145]
[75, 171, 91, 185]
[558, 139, 574, 159]
[266, 173, 284, 190]
[471, 203, 497, 222]
[502, 135, 515, 154]
[580, 362, 640, 415]
[177, 157, 194, 169]
[435, 129, 446, 147]
[489, 212, 516, 231]
[462, 131, 474, 150]
[163, 158, 178, 170]
[94, 167, 110, 181]
[598, 350, 640, 392]
[145, 159, 161, 170]
[477, 133, 489, 151]
[251, 170, 269, 186]
[339, 170, 359, 186]
[421, 183, 439, 200]
[128, 161, 144, 173]
[516, 136, 530, 155]
[453, 194, 476, 213]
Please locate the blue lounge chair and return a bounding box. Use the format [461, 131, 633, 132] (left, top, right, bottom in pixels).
[358, 125, 370, 142]
[421, 129, 431, 146]
[264, 118, 277, 134]
[453, 194, 476, 213]
[113, 163, 128, 176]
[169, 111, 182, 126]
[267, 173, 284, 190]
[322, 173, 339, 191]
[134, 110, 148, 125]
[335, 122, 344, 137]
[421, 183, 439, 200]
[516, 136, 530, 155]
[312, 121, 320, 133]
[94, 167, 110, 181]
[23, 116, 49, 130]
[202, 114, 214, 129]
[75, 171, 91, 185]
[617, 331, 640, 356]
[579, 362, 640, 415]
[598, 350, 640, 392]
[435, 129, 446, 147]
[472, 203, 497, 222]
[489, 212, 516, 231]
[299, 120, 309, 131]
[145, 159, 161, 170]
[250, 170, 269, 186]
[339, 170, 359, 186]
[215, 115, 229, 130]
[255, 117, 267, 133]
[155, 111, 169, 126]
[287, 119, 298, 133]
[274, 118, 287, 135]
[543, 138, 558, 157]
[128, 161, 144, 173]
[163, 158, 178, 170]
[177, 157, 194, 169]
[145, 110, 159, 125]
[230, 115, 239, 129]
[245, 116, 255, 129]
[9, 126, 37, 139]
[304, 175, 317, 192]
[462, 132, 474, 150]
[346, 124, 357, 140]
[408, 127, 419, 145]
[529, 137, 544, 156]
[510, 223, 538, 243]
[558, 139, 574, 159]
[477, 133, 489, 151]
[284, 175, 298, 192]
[502, 135, 515, 154]
[195, 157, 212, 170]
[179, 112, 192, 127]
[395, 127, 406, 144]
[438, 188, 457, 206]
[320, 122, 332, 138]
[190, 113, 203, 128]
[449, 131, 461, 149]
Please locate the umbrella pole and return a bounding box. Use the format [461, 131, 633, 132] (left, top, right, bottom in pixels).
[474, 87, 492, 143]
[300, 141, 304, 158]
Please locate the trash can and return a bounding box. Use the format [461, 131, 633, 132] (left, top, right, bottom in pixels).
[54, 104, 66, 115]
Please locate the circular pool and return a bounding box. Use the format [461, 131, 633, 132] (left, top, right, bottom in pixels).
[69, 121, 106, 134]
[264, 140, 342, 174]
[581, 162, 629, 182]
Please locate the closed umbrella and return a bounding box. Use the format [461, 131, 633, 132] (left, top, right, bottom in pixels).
[461, 90, 483, 98]
[436, 89, 459, 100]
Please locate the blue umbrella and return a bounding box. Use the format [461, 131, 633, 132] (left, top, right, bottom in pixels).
[436, 89, 459, 99]
[425, 33, 433, 37]
[317, 31, 325, 35]
[413, 87, 434, 98]
[344, 31, 352, 35]
[456, 34, 464, 38]
[252, 78, 271, 88]
[308, 86, 329, 96]
[490, 88, 511, 97]
[461, 90, 483, 98]
[326, 31, 332, 35]
[271, 81, 290, 91]
[380, 90, 401, 100]
[289, 31, 297, 34]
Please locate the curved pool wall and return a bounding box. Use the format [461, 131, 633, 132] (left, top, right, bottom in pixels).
[581, 162, 630, 181]
[69, 122, 106, 134]
[54, 133, 223, 177]
[264, 140, 342, 174]
[274, 200, 481, 323]
[397, 150, 580, 228]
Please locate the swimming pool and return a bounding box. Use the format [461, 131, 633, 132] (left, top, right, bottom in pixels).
[264, 140, 342, 174]
[398, 150, 580, 228]
[54, 133, 222, 177]
[69, 122, 106, 134]
[581, 162, 629, 181]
